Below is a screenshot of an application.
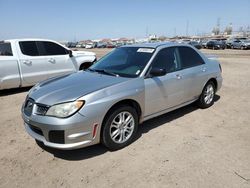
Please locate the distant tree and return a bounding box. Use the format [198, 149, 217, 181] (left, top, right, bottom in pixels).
[212, 27, 220, 35]
[224, 25, 232, 35]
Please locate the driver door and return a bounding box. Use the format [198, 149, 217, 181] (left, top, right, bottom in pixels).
[144, 47, 187, 117]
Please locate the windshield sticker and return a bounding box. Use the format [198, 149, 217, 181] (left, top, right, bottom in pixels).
[137, 48, 155, 53]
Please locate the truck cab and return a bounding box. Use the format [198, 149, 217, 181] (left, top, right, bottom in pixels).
[0, 39, 96, 90]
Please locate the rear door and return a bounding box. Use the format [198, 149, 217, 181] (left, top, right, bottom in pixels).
[0, 41, 21, 89]
[18, 41, 49, 86]
[144, 47, 188, 116]
[177, 46, 207, 100]
[37, 41, 76, 78]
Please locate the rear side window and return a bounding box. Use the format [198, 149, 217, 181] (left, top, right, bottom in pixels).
[178, 47, 204, 69]
[19, 41, 39, 56]
[0, 42, 13, 56]
[39, 41, 68, 55]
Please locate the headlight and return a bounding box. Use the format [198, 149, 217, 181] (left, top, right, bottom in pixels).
[46, 100, 84, 118]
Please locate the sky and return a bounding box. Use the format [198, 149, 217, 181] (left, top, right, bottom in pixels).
[0, 0, 250, 41]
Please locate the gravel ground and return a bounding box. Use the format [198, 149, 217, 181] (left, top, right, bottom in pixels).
[0, 49, 250, 188]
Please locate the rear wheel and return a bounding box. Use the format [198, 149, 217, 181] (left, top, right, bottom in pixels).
[79, 62, 93, 70]
[101, 106, 138, 150]
[197, 81, 215, 109]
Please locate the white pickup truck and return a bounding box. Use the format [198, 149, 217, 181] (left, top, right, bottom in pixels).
[0, 39, 96, 90]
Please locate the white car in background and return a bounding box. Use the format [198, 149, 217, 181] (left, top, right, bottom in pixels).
[0, 39, 96, 90]
[85, 43, 94, 49]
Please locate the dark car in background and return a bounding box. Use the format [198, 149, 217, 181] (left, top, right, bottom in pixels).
[206, 40, 225, 50]
[188, 41, 202, 49]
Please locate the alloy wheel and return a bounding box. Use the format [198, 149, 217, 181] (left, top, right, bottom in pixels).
[204, 84, 214, 104]
[109, 111, 135, 144]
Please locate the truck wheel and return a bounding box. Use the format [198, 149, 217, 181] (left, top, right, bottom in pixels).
[101, 105, 138, 150]
[79, 62, 92, 70]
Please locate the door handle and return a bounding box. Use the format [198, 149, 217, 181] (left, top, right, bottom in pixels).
[175, 74, 182, 80]
[202, 67, 207, 72]
[23, 60, 32, 65]
[48, 58, 56, 63]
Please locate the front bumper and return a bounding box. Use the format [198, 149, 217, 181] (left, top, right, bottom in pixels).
[24, 123, 93, 149]
[22, 106, 101, 150]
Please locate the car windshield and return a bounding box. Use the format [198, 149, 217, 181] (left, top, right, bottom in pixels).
[89, 47, 155, 78]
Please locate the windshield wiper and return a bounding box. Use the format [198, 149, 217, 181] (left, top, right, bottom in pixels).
[87, 68, 119, 77]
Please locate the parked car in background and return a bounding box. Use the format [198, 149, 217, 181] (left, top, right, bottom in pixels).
[231, 39, 250, 49]
[206, 40, 225, 50]
[0, 39, 96, 90]
[22, 42, 222, 150]
[66, 42, 77, 48]
[106, 43, 116, 48]
[201, 40, 208, 48]
[97, 42, 107, 48]
[188, 41, 202, 49]
[76, 44, 82, 48]
[85, 43, 95, 49]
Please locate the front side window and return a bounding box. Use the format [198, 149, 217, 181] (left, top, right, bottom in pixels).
[19, 41, 39, 56]
[151, 47, 181, 73]
[90, 47, 154, 77]
[178, 46, 204, 69]
[0, 42, 13, 56]
[39, 41, 68, 55]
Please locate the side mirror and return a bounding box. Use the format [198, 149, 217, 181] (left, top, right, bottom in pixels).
[149, 68, 166, 77]
[69, 50, 73, 57]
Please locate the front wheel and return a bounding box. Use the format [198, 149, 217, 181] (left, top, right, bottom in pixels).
[197, 81, 215, 109]
[101, 106, 138, 150]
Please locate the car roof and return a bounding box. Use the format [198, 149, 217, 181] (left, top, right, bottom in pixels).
[122, 42, 189, 49]
[4, 38, 57, 43]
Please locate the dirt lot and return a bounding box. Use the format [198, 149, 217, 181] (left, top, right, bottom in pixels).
[0, 49, 250, 188]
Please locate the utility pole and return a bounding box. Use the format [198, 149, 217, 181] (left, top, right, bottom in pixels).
[146, 26, 148, 38]
[217, 17, 221, 35]
[186, 20, 189, 36]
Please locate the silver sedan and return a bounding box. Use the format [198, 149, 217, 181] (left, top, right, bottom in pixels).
[21, 42, 222, 150]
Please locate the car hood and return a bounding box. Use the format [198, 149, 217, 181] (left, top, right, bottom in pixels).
[28, 71, 130, 106]
[73, 50, 96, 57]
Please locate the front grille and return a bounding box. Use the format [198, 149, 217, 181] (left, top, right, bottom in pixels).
[24, 98, 35, 116]
[49, 130, 65, 144]
[29, 124, 43, 136]
[35, 104, 49, 116]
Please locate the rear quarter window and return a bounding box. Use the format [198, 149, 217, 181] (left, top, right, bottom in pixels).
[0, 42, 13, 56]
[19, 41, 39, 56]
[178, 46, 204, 69]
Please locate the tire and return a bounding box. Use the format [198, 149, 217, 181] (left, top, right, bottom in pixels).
[101, 105, 139, 150]
[197, 81, 215, 109]
[79, 62, 93, 70]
